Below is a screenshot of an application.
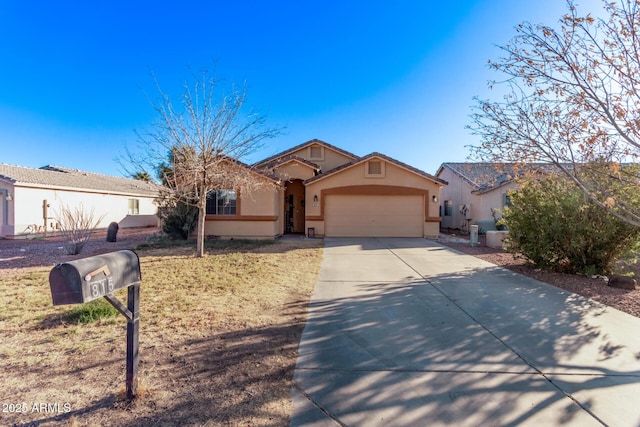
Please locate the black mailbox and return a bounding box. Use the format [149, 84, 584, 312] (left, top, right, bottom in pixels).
[49, 250, 141, 305]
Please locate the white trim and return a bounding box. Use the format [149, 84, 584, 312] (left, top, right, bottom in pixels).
[9, 182, 158, 198]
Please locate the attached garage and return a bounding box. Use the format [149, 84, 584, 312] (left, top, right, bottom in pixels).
[302, 152, 447, 239]
[324, 194, 424, 237]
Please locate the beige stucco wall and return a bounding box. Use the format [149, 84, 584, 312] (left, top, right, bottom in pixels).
[203, 183, 282, 239]
[288, 144, 354, 172]
[238, 185, 279, 216]
[274, 162, 316, 181]
[6, 185, 157, 237]
[276, 186, 285, 236]
[305, 159, 442, 238]
[479, 183, 520, 224]
[437, 167, 520, 231]
[437, 167, 479, 230]
[204, 220, 278, 239]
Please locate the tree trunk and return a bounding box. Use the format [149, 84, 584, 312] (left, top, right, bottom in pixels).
[196, 200, 206, 258]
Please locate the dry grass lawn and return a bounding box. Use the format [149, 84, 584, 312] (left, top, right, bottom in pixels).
[0, 238, 323, 426]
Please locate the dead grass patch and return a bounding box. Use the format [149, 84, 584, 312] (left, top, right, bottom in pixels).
[0, 238, 322, 426]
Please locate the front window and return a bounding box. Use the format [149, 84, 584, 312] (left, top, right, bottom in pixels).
[206, 190, 237, 215]
[503, 193, 512, 207]
[128, 199, 140, 215]
[444, 200, 453, 216]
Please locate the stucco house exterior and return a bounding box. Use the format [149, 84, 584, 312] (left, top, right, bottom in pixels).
[204, 139, 447, 239]
[435, 163, 518, 232]
[436, 162, 563, 233]
[0, 164, 159, 238]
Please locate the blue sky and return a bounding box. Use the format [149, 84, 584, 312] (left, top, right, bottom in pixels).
[0, 0, 603, 178]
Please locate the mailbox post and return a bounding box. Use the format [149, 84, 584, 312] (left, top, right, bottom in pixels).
[49, 250, 141, 399]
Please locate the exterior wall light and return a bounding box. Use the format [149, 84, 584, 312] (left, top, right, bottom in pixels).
[313, 195, 318, 202]
[432, 195, 438, 203]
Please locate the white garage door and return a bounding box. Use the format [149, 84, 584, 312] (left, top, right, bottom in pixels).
[324, 194, 423, 237]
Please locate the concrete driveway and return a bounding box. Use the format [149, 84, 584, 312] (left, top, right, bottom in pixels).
[290, 238, 640, 427]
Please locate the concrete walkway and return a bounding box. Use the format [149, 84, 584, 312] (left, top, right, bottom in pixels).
[290, 238, 640, 427]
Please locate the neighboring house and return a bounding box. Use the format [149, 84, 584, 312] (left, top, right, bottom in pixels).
[0, 164, 159, 238]
[204, 139, 447, 239]
[436, 162, 564, 232]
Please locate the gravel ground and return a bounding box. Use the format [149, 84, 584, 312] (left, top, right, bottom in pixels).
[0, 227, 161, 278]
[438, 233, 640, 318]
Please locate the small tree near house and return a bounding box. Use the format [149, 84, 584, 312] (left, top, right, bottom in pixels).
[127, 69, 282, 257]
[157, 198, 199, 240]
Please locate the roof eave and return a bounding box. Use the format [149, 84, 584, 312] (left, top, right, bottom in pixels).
[254, 138, 358, 167]
[12, 181, 160, 197]
[304, 152, 448, 186]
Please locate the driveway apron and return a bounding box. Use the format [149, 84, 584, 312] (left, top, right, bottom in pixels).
[290, 238, 640, 427]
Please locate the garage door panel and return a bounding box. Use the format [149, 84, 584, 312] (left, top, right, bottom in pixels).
[325, 195, 423, 237]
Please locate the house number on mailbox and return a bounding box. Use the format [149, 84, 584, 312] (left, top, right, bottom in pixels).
[89, 276, 115, 298]
[84, 265, 116, 299]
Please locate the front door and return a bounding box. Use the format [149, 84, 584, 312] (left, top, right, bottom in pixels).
[284, 180, 305, 233]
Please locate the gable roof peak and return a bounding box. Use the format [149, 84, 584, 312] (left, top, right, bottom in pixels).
[253, 139, 358, 167]
[304, 151, 447, 186]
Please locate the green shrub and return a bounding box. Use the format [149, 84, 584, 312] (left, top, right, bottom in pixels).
[501, 177, 640, 275]
[64, 299, 118, 324]
[157, 201, 198, 240]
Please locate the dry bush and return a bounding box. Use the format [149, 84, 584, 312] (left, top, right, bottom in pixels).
[56, 204, 105, 255]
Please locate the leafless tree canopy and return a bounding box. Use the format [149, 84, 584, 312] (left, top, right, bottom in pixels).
[469, 0, 640, 226]
[128, 69, 282, 257]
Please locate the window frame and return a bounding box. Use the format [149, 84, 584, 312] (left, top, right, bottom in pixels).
[502, 193, 512, 208]
[206, 189, 237, 215]
[127, 198, 140, 215]
[444, 200, 453, 216]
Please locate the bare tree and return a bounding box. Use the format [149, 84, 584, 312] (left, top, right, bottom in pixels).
[469, 0, 640, 226]
[128, 69, 282, 257]
[56, 204, 105, 255]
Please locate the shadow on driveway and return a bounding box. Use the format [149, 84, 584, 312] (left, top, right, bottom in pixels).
[291, 238, 640, 427]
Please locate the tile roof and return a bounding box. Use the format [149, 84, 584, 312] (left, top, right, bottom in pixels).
[253, 139, 358, 167]
[304, 152, 448, 186]
[0, 164, 160, 196]
[217, 157, 281, 183]
[263, 155, 320, 171]
[438, 162, 562, 193]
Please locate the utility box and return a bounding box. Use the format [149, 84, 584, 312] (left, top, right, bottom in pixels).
[49, 250, 141, 305]
[470, 225, 479, 247]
